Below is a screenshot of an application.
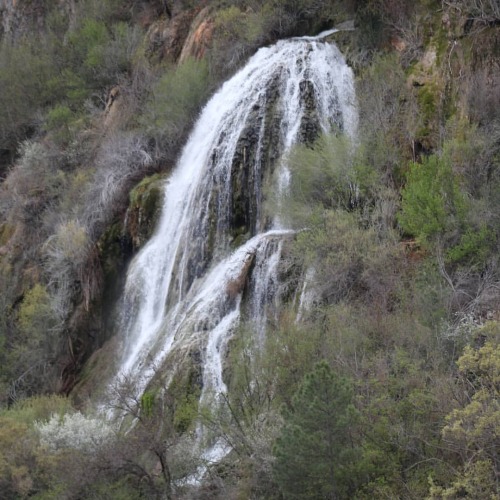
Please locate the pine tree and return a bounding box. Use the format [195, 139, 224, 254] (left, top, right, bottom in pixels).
[273, 361, 359, 499]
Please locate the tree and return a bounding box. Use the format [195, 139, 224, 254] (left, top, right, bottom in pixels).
[273, 361, 360, 499]
[0, 395, 72, 497]
[429, 324, 500, 498]
[9, 284, 61, 401]
[105, 374, 201, 500]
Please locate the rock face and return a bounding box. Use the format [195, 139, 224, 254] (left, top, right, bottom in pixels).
[144, 4, 215, 64]
[0, 0, 56, 39]
[178, 7, 214, 62]
[145, 8, 198, 63]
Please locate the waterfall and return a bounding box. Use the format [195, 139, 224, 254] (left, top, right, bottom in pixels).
[108, 37, 357, 419]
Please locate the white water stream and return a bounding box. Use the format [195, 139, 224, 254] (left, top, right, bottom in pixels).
[108, 36, 357, 454]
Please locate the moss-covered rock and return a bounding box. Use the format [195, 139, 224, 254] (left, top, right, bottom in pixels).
[147, 348, 202, 434]
[126, 173, 165, 251]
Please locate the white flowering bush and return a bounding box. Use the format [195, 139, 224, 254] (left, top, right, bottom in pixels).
[442, 313, 482, 343]
[35, 411, 117, 452]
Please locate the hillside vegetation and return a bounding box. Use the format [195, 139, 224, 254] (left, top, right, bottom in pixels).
[0, 0, 499, 498]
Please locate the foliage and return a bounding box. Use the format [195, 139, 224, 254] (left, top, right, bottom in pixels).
[0, 388, 195, 499]
[356, 53, 419, 182]
[108, 375, 201, 499]
[140, 390, 156, 418]
[36, 412, 117, 452]
[446, 225, 493, 264]
[173, 393, 199, 433]
[399, 154, 466, 247]
[210, 4, 270, 73]
[45, 104, 75, 143]
[127, 174, 164, 249]
[209, 0, 353, 77]
[141, 57, 209, 156]
[442, 118, 499, 198]
[273, 361, 361, 499]
[214, 6, 267, 47]
[68, 19, 110, 72]
[66, 18, 142, 93]
[286, 134, 378, 218]
[0, 1, 142, 150]
[0, 395, 72, 498]
[270, 0, 351, 36]
[17, 284, 57, 339]
[0, 38, 57, 148]
[292, 209, 402, 305]
[8, 284, 60, 401]
[43, 219, 93, 319]
[0, 413, 39, 497]
[5, 395, 73, 424]
[430, 328, 500, 498]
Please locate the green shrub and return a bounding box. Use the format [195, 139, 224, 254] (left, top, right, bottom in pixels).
[140, 390, 155, 418]
[68, 19, 110, 70]
[6, 284, 61, 399]
[173, 394, 199, 433]
[446, 226, 494, 264]
[0, 39, 58, 147]
[0, 1, 142, 150]
[45, 105, 76, 143]
[17, 284, 57, 339]
[4, 395, 72, 424]
[49, 69, 89, 104]
[142, 58, 209, 154]
[286, 134, 378, 220]
[398, 154, 466, 247]
[291, 209, 402, 305]
[46, 105, 73, 130]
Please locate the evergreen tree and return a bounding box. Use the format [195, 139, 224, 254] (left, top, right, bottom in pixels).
[273, 361, 360, 499]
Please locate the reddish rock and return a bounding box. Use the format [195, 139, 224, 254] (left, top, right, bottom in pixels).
[390, 35, 407, 53]
[146, 8, 198, 63]
[179, 7, 214, 62]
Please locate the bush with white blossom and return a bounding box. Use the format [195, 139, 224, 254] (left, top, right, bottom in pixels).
[35, 411, 117, 452]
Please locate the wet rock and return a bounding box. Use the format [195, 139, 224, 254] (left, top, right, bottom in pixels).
[229, 71, 283, 242]
[299, 80, 321, 144]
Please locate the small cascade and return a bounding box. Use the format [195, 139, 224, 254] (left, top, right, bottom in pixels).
[107, 36, 357, 436]
[296, 268, 319, 323]
[249, 237, 285, 343]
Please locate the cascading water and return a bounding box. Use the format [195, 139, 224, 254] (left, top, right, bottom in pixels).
[108, 35, 357, 434]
